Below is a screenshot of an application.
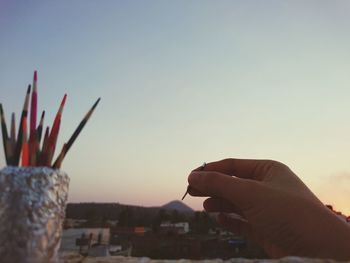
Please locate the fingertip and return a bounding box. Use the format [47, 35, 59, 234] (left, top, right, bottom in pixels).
[203, 197, 220, 211]
[203, 198, 211, 211]
[187, 186, 206, 197]
[188, 171, 200, 185]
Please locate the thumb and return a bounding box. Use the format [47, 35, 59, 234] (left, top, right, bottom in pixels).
[188, 171, 259, 210]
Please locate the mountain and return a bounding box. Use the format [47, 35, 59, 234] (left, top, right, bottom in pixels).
[65, 201, 195, 224]
[161, 200, 194, 213]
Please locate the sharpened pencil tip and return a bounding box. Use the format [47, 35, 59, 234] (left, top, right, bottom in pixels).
[27, 85, 31, 94]
[92, 97, 101, 110]
[57, 95, 68, 115]
[181, 191, 188, 200]
[34, 70, 37, 82]
[61, 94, 67, 105]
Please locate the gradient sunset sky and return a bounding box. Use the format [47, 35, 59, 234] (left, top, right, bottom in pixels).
[0, 1, 350, 213]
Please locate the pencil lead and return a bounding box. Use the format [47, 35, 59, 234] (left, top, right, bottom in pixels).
[34, 70, 37, 83]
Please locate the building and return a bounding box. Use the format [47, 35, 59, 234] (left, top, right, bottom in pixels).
[60, 228, 110, 253]
[159, 222, 189, 235]
[64, 219, 88, 229]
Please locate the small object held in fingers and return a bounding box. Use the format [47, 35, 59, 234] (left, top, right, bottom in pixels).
[182, 162, 206, 200]
[181, 185, 190, 200]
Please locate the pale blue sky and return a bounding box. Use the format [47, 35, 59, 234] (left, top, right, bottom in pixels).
[1, 1, 350, 213]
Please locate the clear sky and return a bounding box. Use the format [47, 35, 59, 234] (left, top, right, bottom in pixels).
[0, 1, 350, 213]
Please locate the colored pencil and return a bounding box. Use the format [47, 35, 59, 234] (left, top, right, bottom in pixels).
[29, 132, 36, 165]
[46, 143, 54, 166]
[36, 111, 45, 145]
[39, 126, 50, 166]
[53, 143, 67, 169]
[31, 111, 44, 166]
[21, 117, 29, 166]
[1, 72, 100, 168]
[6, 139, 14, 165]
[7, 112, 16, 164]
[10, 113, 16, 143]
[29, 71, 38, 165]
[46, 94, 67, 165]
[30, 71, 38, 134]
[14, 85, 31, 165]
[52, 98, 100, 168]
[29, 128, 38, 166]
[0, 104, 9, 165]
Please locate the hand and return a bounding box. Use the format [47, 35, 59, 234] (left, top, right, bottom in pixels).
[187, 158, 350, 260]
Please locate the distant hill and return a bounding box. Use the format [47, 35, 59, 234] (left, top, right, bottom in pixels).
[65, 201, 195, 224]
[162, 200, 194, 213]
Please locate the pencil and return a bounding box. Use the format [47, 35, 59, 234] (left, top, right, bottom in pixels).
[6, 139, 14, 165]
[53, 143, 67, 169]
[36, 111, 45, 145]
[39, 126, 50, 166]
[52, 98, 100, 168]
[11, 113, 16, 143]
[29, 127, 38, 166]
[14, 85, 31, 165]
[21, 117, 29, 166]
[29, 71, 38, 165]
[46, 143, 54, 166]
[30, 70, 38, 134]
[31, 111, 45, 166]
[8, 112, 16, 165]
[0, 104, 9, 165]
[47, 94, 67, 165]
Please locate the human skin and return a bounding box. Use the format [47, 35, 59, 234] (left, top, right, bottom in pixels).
[187, 159, 350, 260]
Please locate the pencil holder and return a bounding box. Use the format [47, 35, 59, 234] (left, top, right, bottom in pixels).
[0, 166, 69, 263]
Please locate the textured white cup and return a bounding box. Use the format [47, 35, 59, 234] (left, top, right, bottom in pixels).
[0, 166, 70, 263]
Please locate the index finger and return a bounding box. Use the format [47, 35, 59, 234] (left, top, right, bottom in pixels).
[201, 158, 281, 181]
[188, 170, 258, 210]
